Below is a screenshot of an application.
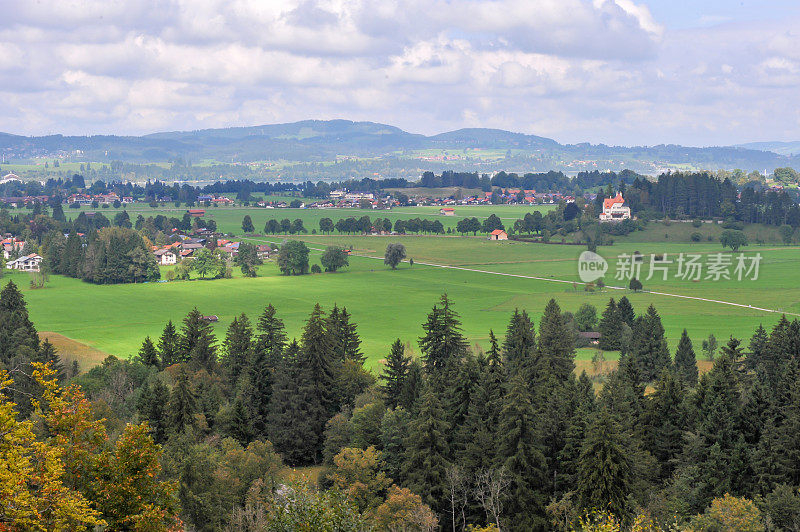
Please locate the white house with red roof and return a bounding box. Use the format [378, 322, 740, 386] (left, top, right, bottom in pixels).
[6, 254, 43, 272]
[599, 193, 631, 222]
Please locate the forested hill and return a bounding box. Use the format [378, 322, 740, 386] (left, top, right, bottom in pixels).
[1, 119, 798, 174]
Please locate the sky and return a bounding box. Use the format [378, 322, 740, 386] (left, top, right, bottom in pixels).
[2, 0, 800, 146]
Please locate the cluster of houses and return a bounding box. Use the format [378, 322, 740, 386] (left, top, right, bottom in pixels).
[3, 234, 43, 272]
[151, 235, 272, 265]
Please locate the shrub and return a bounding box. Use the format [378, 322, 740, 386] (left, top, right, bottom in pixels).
[692, 219, 703, 228]
[691, 232, 702, 242]
[311, 264, 322, 274]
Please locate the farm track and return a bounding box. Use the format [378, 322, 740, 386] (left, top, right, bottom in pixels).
[242, 236, 800, 318]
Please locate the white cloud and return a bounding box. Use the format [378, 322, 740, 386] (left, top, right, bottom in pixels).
[0, 0, 799, 146]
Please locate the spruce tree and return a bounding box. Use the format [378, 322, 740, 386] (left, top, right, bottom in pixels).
[255, 304, 288, 362]
[557, 372, 596, 492]
[297, 305, 336, 459]
[617, 296, 635, 327]
[179, 308, 217, 369]
[630, 305, 671, 382]
[598, 298, 622, 351]
[267, 340, 321, 464]
[225, 397, 254, 446]
[495, 373, 549, 530]
[380, 339, 411, 408]
[137, 378, 171, 443]
[576, 408, 632, 521]
[136, 336, 160, 369]
[0, 280, 39, 365]
[502, 309, 536, 370]
[418, 294, 468, 374]
[642, 370, 687, 480]
[399, 359, 424, 411]
[380, 407, 410, 483]
[36, 338, 65, 382]
[221, 313, 254, 386]
[168, 367, 198, 433]
[746, 324, 768, 373]
[536, 298, 575, 382]
[327, 305, 364, 364]
[157, 320, 180, 367]
[674, 328, 698, 386]
[403, 387, 451, 514]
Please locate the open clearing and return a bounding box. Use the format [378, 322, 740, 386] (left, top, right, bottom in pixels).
[6, 233, 796, 371]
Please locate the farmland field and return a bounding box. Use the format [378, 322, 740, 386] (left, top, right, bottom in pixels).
[5, 231, 796, 372]
[61, 203, 556, 234]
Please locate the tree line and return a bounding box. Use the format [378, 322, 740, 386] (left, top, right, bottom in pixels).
[7, 275, 800, 529]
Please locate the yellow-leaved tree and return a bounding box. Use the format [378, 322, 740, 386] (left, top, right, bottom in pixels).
[0, 366, 105, 530]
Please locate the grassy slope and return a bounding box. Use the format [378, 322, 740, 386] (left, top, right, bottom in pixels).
[5, 234, 794, 371]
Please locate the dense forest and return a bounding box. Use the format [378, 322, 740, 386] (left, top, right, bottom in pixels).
[4, 279, 800, 530]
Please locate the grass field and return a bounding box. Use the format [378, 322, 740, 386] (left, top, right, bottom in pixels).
[60, 204, 556, 235]
[5, 233, 796, 372]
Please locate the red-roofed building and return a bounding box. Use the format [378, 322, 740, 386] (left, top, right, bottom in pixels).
[488, 229, 508, 241]
[439, 207, 455, 216]
[600, 193, 631, 222]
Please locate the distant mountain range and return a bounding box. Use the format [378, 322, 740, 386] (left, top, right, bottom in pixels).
[1, 119, 798, 176]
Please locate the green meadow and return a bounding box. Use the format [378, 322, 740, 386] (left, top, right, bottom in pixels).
[5, 233, 796, 371]
[63, 203, 555, 234]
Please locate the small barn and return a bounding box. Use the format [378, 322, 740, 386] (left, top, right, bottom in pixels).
[488, 229, 508, 241]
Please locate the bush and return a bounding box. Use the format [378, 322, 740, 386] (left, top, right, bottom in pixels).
[692, 219, 703, 228]
[691, 232, 702, 242]
[311, 264, 322, 274]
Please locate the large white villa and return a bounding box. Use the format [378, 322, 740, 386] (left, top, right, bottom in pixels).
[599, 193, 632, 222]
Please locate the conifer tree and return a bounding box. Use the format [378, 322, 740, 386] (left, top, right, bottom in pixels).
[157, 320, 180, 367]
[297, 305, 336, 456]
[327, 305, 364, 364]
[380, 407, 410, 483]
[502, 309, 536, 370]
[254, 304, 287, 367]
[137, 378, 171, 443]
[380, 339, 411, 408]
[630, 304, 671, 382]
[558, 372, 596, 492]
[403, 387, 451, 515]
[536, 299, 575, 382]
[225, 397, 253, 446]
[136, 336, 160, 369]
[617, 296, 635, 327]
[598, 298, 622, 351]
[418, 294, 468, 374]
[179, 308, 217, 369]
[399, 359, 424, 411]
[577, 408, 632, 521]
[642, 370, 687, 480]
[0, 280, 39, 365]
[221, 313, 253, 386]
[674, 328, 699, 386]
[495, 373, 549, 530]
[168, 367, 198, 433]
[746, 324, 768, 373]
[267, 340, 321, 464]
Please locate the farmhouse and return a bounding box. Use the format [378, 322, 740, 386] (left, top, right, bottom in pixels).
[488, 229, 508, 241]
[6, 254, 43, 272]
[439, 207, 455, 216]
[154, 249, 178, 265]
[187, 209, 205, 217]
[599, 193, 631, 222]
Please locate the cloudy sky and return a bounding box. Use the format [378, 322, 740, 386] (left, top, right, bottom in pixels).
[2, 0, 799, 146]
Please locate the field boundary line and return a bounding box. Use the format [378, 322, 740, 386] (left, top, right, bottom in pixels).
[241, 236, 800, 318]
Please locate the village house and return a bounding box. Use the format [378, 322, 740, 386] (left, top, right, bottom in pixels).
[599, 193, 632, 222]
[439, 207, 455, 216]
[256, 245, 272, 260]
[488, 229, 508, 241]
[187, 209, 205, 217]
[66, 194, 93, 205]
[6, 254, 43, 272]
[2, 237, 25, 259]
[154, 249, 178, 265]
